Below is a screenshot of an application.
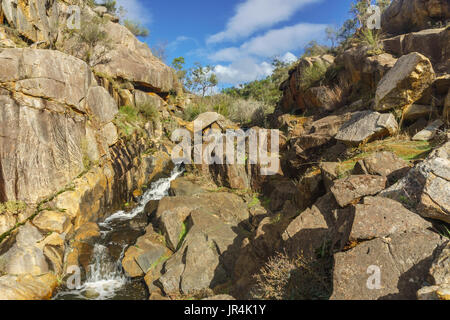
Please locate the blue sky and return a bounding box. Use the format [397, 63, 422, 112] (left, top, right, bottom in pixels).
[116, 0, 355, 87]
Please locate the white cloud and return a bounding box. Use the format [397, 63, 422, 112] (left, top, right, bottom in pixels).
[214, 58, 274, 85]
[167, 36, 199, 51]
[281, 52, 297, 63]
[210, 23, 327, 62]
[207, 0, 322, 44]
[116, 0, 153, 24]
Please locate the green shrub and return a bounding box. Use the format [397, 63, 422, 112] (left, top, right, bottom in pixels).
[123, 19, 149, 37]
[299, 61, 328, 90]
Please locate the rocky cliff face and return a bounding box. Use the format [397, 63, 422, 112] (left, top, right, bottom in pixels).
[0, 0, 184, 299]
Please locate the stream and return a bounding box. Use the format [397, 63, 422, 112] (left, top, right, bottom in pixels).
[52, 166, 184, 300]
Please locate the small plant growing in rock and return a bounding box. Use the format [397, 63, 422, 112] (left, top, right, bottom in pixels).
[251, 251, 332, 300]
[123, 19, 149, 37]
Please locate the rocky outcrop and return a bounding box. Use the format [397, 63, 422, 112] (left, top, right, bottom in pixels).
[380, 141, 450, 223]
[331, 229, 445, 300]
[375, 52, 435, 112]
[382, 27, 450, 73]
[381, 0, 450, 36]
[418, 242, 450, 300]
[279, 54, 336, 114]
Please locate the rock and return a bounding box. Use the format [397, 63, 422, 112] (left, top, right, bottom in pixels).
[86, 86, 118, 124]
[0, 223, 48, 275]
[375, 52, 435, 112]
[412, 119, 444, 141]
[100, 122, 119, 147]
[93, 6, 108, 16]
[203, 295, 236, 300]
[282, 193, 338, 258]
[353, 151, 410, 184]
[0, 48, 93, 112]
[193, 112, 225, 132]
[444, 89, 450, 124]
[331, 229, 444, 300]
[381, 142, 450, 223]
[402, 104, 437, 121]
[383, 28, 449, 73]
[154, 193, 249, 251]
[336, 48, 398, 97]
[320, 162, 340, 192]
[134, 91, 164, 110]
[278, 55, 335, 114]
[417, 284, 450, 300]
[0, 273, 58, 300]
[335, 111, 398, 146]
[122, 230, 169, 278]
[294, 113, 352, 150]
[73, 223, 100, 242]
[429, 242, 450, 286]
[333, 196, 432, 251]
[381, 0, 450, 36]
[93, 20, 177, 93]
[330, 175, 387, 207]
[32, 210, 70, 234]
[169, 178, 205, 197]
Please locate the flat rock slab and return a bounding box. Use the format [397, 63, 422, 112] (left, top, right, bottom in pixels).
[412, 119, 444, 141]
[331, 175, 387, 207]
[353, 151, 410, 184]
[335, 111, 398, 146]
[331, 229, 445, 300]
[334, 196, 432, 251]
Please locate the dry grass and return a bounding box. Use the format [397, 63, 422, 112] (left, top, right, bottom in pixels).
[251, 251, 332, 300]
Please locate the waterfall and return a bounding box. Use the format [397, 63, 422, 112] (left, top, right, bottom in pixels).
[54, 165, 184, 300]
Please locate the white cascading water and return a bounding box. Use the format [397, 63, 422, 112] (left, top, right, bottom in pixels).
[54, 165, 184, 300]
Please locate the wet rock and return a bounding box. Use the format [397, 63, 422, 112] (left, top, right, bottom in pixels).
[335, 111, 398, 146]
[331, 229, 444, 300]
[375, 52, 435, 112]
[330, 175, 387, 207]
[122, 229, 169, 278]
[412, 119, 444, 141]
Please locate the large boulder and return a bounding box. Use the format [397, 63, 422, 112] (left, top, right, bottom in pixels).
[0, 223, 48, 276]
[335, 111, 398, 146]
[331, 229, 445, 300]
[154, 192, 249, 251]
[0, 273, 58, 300]
[382, 27, 450, 73]
[375, 52, 435, 112]
[381, 0, 450, 36]
[333, 196, 432, 251]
